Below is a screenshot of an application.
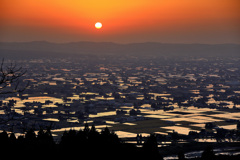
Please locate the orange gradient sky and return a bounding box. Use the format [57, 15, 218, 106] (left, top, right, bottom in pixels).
[1, 0, 240, 43]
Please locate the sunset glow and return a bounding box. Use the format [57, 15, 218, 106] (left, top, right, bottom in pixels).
[0, 0, 239, 43]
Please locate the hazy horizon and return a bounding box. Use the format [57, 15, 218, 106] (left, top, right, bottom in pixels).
[1, 40, 240, 45]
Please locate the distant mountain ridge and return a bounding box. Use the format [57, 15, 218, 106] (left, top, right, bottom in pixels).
[0, 41, 239, 58]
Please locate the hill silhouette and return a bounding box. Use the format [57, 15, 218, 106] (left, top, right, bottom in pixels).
[0, 41, 239, 58]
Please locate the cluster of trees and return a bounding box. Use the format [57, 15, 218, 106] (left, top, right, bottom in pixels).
[1, 124, 240, 159]
[58, 124, 164, 159]
[0, 124, 162, 159]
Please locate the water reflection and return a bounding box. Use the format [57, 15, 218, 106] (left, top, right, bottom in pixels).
[89, 111, 116, 118]
[115, 131, 149, 138]
[3, 95, 239, 139]
[162, 126, 198, 135]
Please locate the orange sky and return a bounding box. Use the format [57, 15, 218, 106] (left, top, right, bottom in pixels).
[1, 0, 240, 43]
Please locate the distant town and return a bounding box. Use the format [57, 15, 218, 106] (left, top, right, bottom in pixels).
[1, 47, 240, 158]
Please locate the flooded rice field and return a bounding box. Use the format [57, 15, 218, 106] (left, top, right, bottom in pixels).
[0, 55, 240, 141]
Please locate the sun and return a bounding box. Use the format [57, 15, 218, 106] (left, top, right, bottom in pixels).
[95, 22, 102, 29]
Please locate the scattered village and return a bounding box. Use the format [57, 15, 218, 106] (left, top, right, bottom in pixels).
[0, 55, 240, 149]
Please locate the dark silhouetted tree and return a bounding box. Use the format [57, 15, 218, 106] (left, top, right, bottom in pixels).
[143, 134, 163, 160]
[0, 58, 28, 94]
[201, 146, 215, 160]
[178, 150, 185, 160]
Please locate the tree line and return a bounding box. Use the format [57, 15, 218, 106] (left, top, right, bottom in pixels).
[1, 124, 240, 159]
[0, 124, 162, 159]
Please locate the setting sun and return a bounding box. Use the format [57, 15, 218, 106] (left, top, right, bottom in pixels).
[95, 22, 102, 29]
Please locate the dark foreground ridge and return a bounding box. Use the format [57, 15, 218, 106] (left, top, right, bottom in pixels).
[1, 124, 240, 160]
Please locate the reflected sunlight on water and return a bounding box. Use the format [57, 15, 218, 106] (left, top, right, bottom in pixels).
[89, 111, 116, 118]
[115, 131, 149, 138]
[162, 126, 199, 135]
